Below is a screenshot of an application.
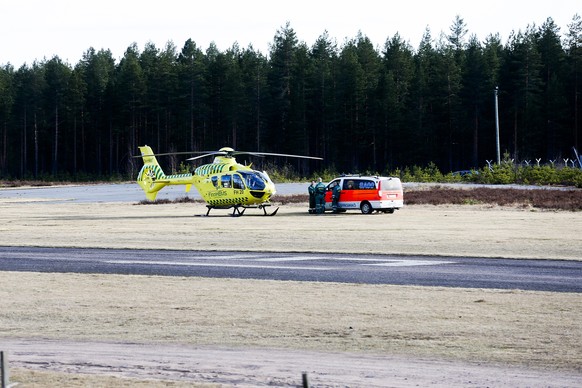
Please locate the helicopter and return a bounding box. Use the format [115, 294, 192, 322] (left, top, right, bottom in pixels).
[135, 145, 322, 216]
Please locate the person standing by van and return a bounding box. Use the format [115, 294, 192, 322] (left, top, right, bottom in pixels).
[314, 178, 326, 214]
[308, 180, 316, 214]
[331, 181, 341, 213]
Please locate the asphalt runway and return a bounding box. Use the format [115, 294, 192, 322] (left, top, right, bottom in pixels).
[1, 246, 580, 292]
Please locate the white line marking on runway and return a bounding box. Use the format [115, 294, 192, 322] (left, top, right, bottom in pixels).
[104, 260, 331, 271]
[188, 255, 265, 260]
[105, 258, 455, 269]
[255, 256, 327, 262]
[365, 260, 455, 267]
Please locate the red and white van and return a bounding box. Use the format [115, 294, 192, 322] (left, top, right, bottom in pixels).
[324, 176, 404, 214]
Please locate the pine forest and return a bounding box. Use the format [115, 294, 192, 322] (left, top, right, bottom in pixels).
[0, 16, 581, 180]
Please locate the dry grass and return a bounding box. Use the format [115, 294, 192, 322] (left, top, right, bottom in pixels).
[9, 369, 206, 388]
[137, 195, 204, 205]
[0, 180, 55, 188]
[0, 198, 581, 385]
[2, 272, 581, 371]
[0, 180, 110, 188]
[0, 201, 580, 260]
[405, 187, 582, 211]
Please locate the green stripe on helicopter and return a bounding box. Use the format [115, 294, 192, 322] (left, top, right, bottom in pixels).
[166, 173, 192, 179]
[137, 164, 165, 180]
[195, 163, 229, 176]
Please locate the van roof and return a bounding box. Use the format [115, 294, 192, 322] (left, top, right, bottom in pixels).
[338, 175, 400, 181]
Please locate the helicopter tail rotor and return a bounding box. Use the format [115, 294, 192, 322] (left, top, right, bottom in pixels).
[136, 145, 168, 201]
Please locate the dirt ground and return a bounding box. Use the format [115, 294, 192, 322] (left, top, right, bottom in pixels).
[1, 198, 581, 386]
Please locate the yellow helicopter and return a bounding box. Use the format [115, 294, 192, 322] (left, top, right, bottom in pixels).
[135, 145, 322, 216]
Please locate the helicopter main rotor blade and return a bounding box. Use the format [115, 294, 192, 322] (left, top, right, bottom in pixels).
[133, 148, 322, 161]
[234, 151, 323, 160]
[186, 152, 227, 161]
[132, 150, 222, 158]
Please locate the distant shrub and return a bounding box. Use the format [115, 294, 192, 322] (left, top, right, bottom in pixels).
[392, 161, 582, 188]
[399, 163, 444, 182]
[520, 165, 558, 185]
[404, 187, 582, 211]
[557, 167, 582, 188]
[484, 163, 515, 184]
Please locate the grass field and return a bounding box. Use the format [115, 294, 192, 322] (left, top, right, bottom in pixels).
[1, 189, 581, 386]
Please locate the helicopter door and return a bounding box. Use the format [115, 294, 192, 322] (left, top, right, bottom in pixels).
[232, 174, 244, 189]
[219, 174, 244, 189]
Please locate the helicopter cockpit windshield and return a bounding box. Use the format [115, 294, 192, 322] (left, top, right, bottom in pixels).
[238, 171, 266, 191]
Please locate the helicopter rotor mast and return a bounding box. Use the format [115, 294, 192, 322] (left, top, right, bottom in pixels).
[237, 151, 322, 160]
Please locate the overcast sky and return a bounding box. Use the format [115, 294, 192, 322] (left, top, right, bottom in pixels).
[1, 0, 580, 67]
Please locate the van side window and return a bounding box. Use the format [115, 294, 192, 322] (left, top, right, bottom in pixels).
[342, 179, 376, 190]
[357, 180, 376, 190]
[343, 180, 355, 190]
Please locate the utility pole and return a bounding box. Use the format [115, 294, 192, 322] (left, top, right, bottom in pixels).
[495, 86, 501, 164]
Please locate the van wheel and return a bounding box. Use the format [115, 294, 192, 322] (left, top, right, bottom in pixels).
[360, 202, 373, 214]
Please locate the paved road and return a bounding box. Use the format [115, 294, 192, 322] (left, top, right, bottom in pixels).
[0, 182, 308, 203]
[1, 246, 580, 292]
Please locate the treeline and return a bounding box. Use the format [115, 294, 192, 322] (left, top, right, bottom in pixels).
[0, 16, 581, 180]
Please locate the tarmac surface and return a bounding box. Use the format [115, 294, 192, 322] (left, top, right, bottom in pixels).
[1, 246, 581, 292]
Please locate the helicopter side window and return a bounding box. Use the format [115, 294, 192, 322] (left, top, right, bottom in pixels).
[211, 176, 219, 188]
[233, 174, 244, 189]
[221, 174, 232, 188]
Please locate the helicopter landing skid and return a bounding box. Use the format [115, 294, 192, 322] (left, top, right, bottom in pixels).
[204, 204, 279, 217]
